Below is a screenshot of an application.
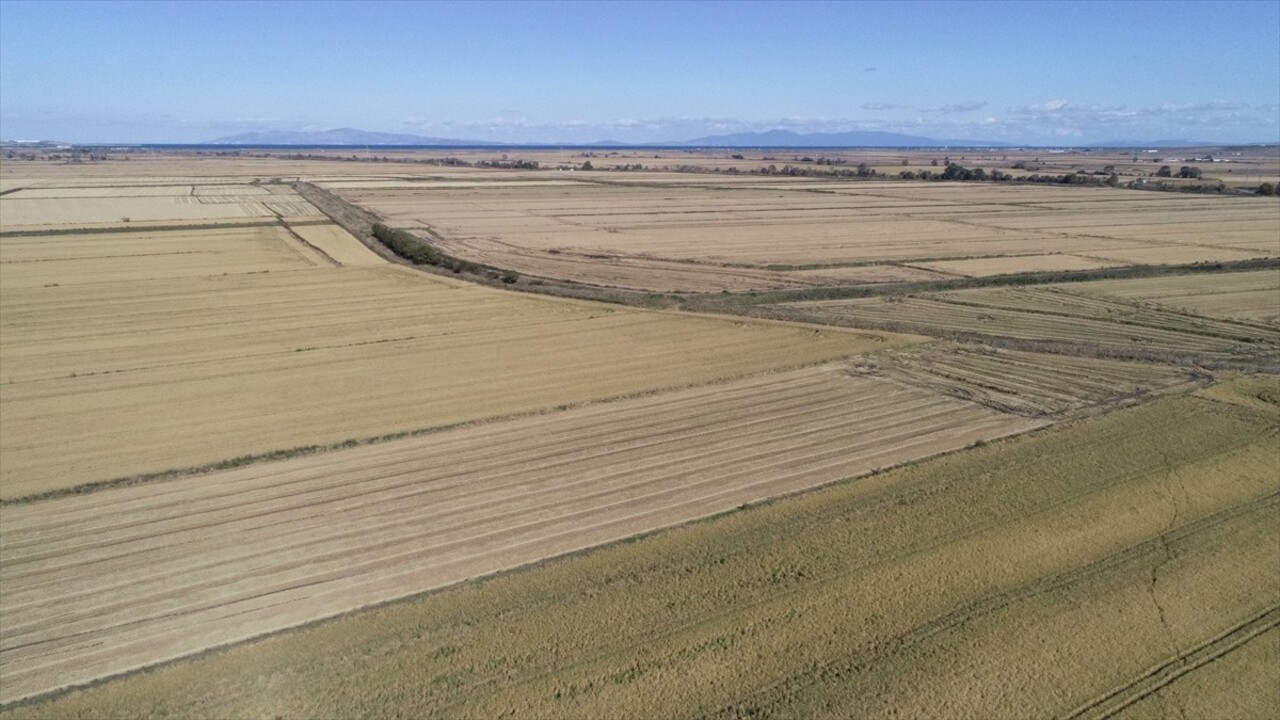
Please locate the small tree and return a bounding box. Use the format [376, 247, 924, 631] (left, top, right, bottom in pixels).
[1258, 182, 1276, 196]
[1178, 165, 1202, 179]
[1156, 165, 1172, 177]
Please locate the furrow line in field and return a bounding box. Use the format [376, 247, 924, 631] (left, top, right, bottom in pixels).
[0, 381, 910, 579]
[710, 491, 1280, 719]
[0, 394, 975, 614]
[0, 409, 1033, 702]
[1062, 605, 1280, 720]
[0, 369, 850, 536]
[892, 360, 1087, 403]
[0, 399, 1018, 640]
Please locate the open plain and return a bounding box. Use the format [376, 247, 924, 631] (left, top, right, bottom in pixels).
[5, 379, 1274, 719]
[1, 151, 1278, 717]
[330, 173, 1279, 293]
[0, 364, 1054, 704]
[0, 170, 901, 499]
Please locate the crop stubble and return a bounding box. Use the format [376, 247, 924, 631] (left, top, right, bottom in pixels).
[0, 366, 1045, 703]
[0, 183, 903, 498]
[3, 382, 1274, 719]
[332, 177, 1279, 293]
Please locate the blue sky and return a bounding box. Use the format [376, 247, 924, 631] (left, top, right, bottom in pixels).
[2, 0, 1278, 144]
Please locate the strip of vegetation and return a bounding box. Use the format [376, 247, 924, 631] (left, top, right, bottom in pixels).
[709, 257, 1280, 306]
[370, 223, 518, 282]
[0, 219, 291, 238]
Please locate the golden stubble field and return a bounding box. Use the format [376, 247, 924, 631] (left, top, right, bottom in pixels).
[5, 378, 1274, 719]
[2, 155, 1277, 717]
[330, 176, 1278, 292]
[0, 363, 1057, 703]
[0, 167, 913, 499]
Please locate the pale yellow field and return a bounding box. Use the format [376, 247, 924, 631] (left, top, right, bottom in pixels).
[288, 222, 385, 265]
[0, 224, 320, 287]
[5, 383, 1274, 719]
[913, 253, 1128, 277]
[790, 288, 1279, 359]
[0, 189, 319, 226]
[2, 155, 1276, 717]
[0, 269, 894, 499]
[1063, 269, 1280, 324]
[330, 175, 1278, 292]
[0, 364, 1046, 703]
[1087, 244, 1274, 265]
[0, 193, 905, 499]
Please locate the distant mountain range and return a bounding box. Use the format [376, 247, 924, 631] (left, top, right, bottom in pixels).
[210, 127, 1014, 148]
[207, 127, 1226, 149]
[210, 128, 496, 146]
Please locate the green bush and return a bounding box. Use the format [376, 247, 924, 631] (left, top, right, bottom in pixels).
[371, 223, 442, 265]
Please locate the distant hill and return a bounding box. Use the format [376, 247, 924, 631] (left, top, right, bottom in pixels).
[209, 128, 495, 145]
[669, 129, 1012, 148]
[208, 127, 1018, 148]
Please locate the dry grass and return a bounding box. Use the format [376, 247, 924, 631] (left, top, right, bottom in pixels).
[5, 383, 1274, 719]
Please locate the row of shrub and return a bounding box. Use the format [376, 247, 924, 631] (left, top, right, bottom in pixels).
[370, 223, 519, 283]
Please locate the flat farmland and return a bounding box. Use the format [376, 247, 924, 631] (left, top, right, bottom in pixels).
[0, 180, 907, 499]
[7, 381, 1274, 719]
[784, 283, 1280, 362]
[330, 176, 1279, 293]
[0, 365, 1048, 704]
[0, 258, 890, 499]
[0, 224, 329, 287]
[1062, 269, 1280, 325]
[0, 183, 319, 227]
[856, 344, 1197, 417]
[3, 155, 1277, 718]
[911, 252, 1127, 277]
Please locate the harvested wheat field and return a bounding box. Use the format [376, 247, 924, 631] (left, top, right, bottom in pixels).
[911, 252, 1127, 277]
[0, 181, 908, 499]
[1062, 269, 1280, 325]
[0, 364, 1049, 704]
[0, 184, 319, 226]
[786, 285, 1280, 362]
[853, 344, 1198, 417]
[329, 175, 1279, 292]
[0, 258, 892, 499]
[5, 379, 1274, 719]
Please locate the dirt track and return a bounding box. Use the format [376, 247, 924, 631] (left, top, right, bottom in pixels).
[0, 367, 1042, 703]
